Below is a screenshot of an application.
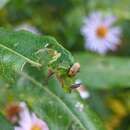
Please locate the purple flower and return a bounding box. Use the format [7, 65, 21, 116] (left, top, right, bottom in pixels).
[14, 102, 49, 130]
[81, 12, 121, 54]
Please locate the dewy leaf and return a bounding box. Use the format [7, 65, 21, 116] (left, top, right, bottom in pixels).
[8, 72, 105, 130]
[0, 27, 74, 70]
[47, 76, 106, 130]
[0, 28, 106, 129]
[0, 61, 15, 83]
[75, 53, 130, 89]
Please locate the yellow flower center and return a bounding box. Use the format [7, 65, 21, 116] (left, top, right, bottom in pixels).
[31, 124, 41, 130]
[96, 25, 108, 38]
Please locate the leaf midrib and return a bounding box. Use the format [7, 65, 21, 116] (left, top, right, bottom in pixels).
[19, 71, 86, 130]
[0, 44, 42, 67]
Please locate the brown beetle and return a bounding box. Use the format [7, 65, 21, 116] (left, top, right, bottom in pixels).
[68, 62, 80, 76]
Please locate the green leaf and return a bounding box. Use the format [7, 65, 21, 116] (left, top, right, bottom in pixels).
[47, 76, 106, 130]
[0, 61, 15, 83]
[0, 28, 105, 130]
[0, 114, 13, 130]
[2, 73, 106, 130]
[0, 28, 75, 89]
[0, 27, 74, 68]
[75, 53, 130, 89]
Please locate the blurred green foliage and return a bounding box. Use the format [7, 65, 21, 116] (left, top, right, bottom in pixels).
[0, 0, 130, 130]
[0, 0, 130, 53]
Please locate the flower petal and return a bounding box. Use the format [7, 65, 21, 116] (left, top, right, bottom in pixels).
[19, 102, 32, 129]
[31, 113, 49, 130]
[104, 15, 117, 27]
[14, 126, 23, 130]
